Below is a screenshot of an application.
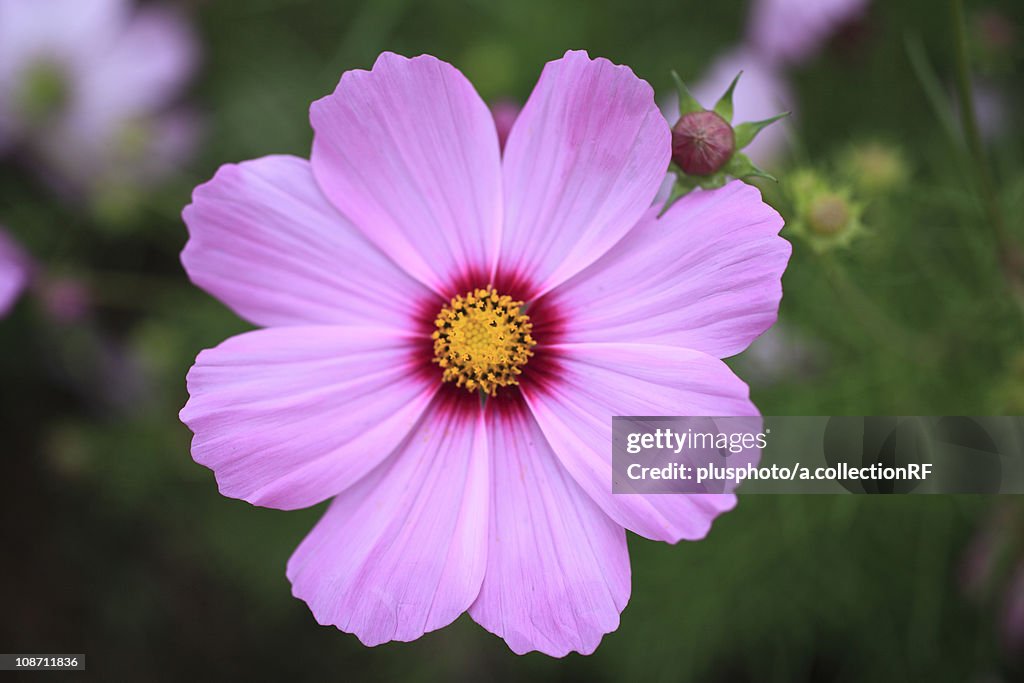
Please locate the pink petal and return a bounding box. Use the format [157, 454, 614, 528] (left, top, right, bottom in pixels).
[182, 155, 431, 328]
[469, 398, 629, 656]
[310, 52, 502, 294]
[287, 394, 487, 646]
[547, 181, 789, 358]
[180, 325, 438, 510]
[523, 342, 756, 543]
[499, 50, 670, 296]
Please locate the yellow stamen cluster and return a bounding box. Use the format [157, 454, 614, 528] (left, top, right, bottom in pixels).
[432, 287, 536, 395]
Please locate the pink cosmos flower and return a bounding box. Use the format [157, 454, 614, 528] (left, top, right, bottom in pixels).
[180, 51, 789, 656]
[0, 228, 30, 318]
[0, 0, 198, 195]
[747, 0, 869, 65]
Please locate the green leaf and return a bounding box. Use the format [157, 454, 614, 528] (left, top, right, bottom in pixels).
[671, 70, 704, 116]
[734, 112, 790, 150]
[713, 72, 742, 121]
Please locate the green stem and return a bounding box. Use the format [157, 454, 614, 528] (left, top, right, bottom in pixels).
[950, 0, 1024, 314]
[905, 34, 963, 155]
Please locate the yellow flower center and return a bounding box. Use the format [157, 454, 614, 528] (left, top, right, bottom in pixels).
[432, 287, 536, 395]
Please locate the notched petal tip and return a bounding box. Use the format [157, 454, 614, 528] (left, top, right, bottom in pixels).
[308, 47, 502, 295]
[499, 47, 669, 295]
[556, 49, 642, 81]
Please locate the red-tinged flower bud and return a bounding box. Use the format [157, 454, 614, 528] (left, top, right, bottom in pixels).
[671, 110, 735, 176]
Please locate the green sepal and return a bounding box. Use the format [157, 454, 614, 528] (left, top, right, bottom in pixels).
[660, 166, 738, 215]
[734, 112, 790, 150]
[713, 72, 742, 121]
[724, 154, 777, 182]
[671, 70, 704, 116]
[659, 171, 700, 215]
[697, 174, 729, 190]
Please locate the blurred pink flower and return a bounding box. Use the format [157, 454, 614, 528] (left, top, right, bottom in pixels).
[490, 100, 520, 152]
[181, 51, 789, 656]
[37, 275, 91, 324]
[1004, 563, 1024, 655]
[747, 0, 869, 65]
[0, 0, 199, 195]
[0, 228, 30, 318]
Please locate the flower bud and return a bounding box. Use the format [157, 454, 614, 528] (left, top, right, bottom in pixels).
[671, 110, 735, 176]
[662, 70, 784, 207]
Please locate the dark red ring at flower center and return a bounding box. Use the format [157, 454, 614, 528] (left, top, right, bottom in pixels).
[409, 267, 567, 407]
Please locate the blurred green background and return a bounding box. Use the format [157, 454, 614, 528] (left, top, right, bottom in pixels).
[2, 0, 1024, 680]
